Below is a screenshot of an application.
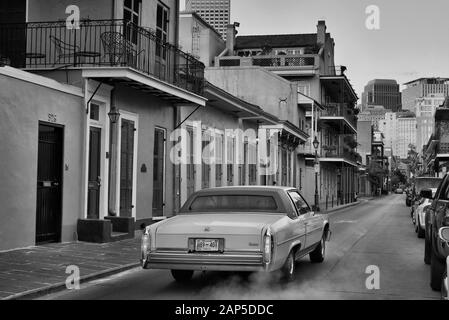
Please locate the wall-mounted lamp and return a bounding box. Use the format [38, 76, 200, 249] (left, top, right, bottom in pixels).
[108, 108, 121, 124]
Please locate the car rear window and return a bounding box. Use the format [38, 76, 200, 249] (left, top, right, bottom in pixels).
[187, 195, 278, 213]
[415, 178, 442, 193]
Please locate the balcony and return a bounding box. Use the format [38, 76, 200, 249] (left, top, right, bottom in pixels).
[0, 20, 205, 96]
[215, 54, 319, 76]
[320, 103, 357, 133]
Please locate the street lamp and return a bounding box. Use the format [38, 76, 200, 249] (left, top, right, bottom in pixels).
[313, 136, 320, 212]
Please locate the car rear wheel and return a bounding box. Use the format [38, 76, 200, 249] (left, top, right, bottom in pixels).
[430, 247, 445, 291]
[171, 270, 194, 283]
[280, 251, 296, 282]
[442, 271, 448, 300]
[310, 237, 326, 263]
[417, 218, 425, 239]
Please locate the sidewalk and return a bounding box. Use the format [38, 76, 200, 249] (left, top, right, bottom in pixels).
[0, 233, 141, 300]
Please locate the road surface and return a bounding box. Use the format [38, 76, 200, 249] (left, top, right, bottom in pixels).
[38, 194, 440, 300]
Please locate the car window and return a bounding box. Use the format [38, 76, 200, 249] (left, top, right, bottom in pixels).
[288, 191, 310, 215]
[438, 175, 449, 201]
[187, 195, 278, 213]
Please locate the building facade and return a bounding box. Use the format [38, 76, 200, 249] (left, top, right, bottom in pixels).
[179, 11, 226, 66]
[215, 20, 359, 209]
[357, 105, 388, 129]
[378, 112, 417, 159]
[0, 0, 208, 250]
[415, 93, 446, 154]
[402, 77, 449, 112]
[185, 0, 230, 40]
[361, 79, 402, 112]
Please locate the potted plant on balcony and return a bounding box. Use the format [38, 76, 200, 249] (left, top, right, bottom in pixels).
[323, 145, 337, 157]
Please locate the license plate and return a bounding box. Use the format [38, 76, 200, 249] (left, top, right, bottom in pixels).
[195, 239, 219, 252]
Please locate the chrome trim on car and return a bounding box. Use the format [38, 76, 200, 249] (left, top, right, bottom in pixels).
[147, 250, 264, 266]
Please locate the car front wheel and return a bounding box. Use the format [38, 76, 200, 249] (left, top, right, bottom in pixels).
[310, 237, 326, 263]
[430, 247, 445, 291]
[424, 230, 431, 265]
[171, 270, 194, 283]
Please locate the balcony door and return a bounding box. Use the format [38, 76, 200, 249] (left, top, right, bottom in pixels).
[155, 3, 169, 80]
[0, 0, 26, 67]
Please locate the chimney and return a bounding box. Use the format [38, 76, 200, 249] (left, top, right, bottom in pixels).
[226, 22, 239, 54]
[317, 20, 326, 45]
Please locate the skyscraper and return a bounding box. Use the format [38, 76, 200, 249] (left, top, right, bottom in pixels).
[402, 77, 449, 112]
[378, 112, 417, 159]
[185, 0, 231, 40]
[361, 79, 402, 112]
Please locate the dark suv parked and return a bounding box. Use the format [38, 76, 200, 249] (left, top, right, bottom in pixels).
[425, 174, 449, 292]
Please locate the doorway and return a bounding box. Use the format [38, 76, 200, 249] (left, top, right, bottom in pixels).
[36, 123, 63, 244]
[87, 127, 102, 219]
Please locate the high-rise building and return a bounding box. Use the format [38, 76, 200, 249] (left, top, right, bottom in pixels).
[361, 79, 402, 112]
[415, 93, 446, 154]
[402, 77, 449, 112]
[357, 105, 388, 129]
[185, 0, 231, 40]
[378, 112, 417, 159]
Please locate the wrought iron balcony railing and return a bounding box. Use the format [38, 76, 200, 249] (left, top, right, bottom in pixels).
[0, 20, 205, 95]
[215, 54, 318, 69]
[321, 103, 357, 129]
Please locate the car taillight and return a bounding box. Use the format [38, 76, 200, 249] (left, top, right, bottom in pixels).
[263, 230, 273, 264]
[141, 228, 151, 256]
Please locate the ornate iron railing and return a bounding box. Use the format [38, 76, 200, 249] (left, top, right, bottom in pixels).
[216, 54, 317, 69]
[0, 19, 205, 95]
[321, 103, 357, 129]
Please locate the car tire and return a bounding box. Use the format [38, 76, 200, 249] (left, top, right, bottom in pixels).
[430, 247, 445, 291]
[171, 270, 194, 283]
[281, 251, 296, 282]
[417, 218, 425, 239]
[424, 230, 432, 265]
[442, 270, 448, 300]
[309, 237, 326, 263]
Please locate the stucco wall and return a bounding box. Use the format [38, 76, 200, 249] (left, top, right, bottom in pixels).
[28, 0, 113, 21]
[205, 67, 299, 126]
[0, 71, 84, 251]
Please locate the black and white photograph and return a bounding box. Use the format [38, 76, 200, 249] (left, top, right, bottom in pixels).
[0, 0, 449, 306]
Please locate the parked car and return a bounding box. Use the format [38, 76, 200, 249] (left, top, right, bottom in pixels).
[406, 189, 414, 207]
[424, 174, 449, 291]
[410, 177, 442, 221]
[140, 186, 331, 283]
[395, 188, 404, 194]
[413, 189, 436, 238]
[439, 227, 449, 300]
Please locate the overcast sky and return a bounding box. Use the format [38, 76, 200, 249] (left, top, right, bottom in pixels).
[182, 0, 449, 100]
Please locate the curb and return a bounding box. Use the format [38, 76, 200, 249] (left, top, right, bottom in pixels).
[324, 201, 362, 215]
[3, 262, 141, 300]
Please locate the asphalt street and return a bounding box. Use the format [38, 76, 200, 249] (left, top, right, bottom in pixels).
[38, 194, 440, 300]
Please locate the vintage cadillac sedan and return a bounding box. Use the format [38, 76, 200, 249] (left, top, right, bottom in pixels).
[141, 186, 330, 282]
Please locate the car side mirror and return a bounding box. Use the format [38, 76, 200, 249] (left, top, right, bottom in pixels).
[420, 189, 433, 200]
[439, 227, 449, 243]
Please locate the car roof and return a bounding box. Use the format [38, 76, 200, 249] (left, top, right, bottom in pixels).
[194, 186, 296, 194]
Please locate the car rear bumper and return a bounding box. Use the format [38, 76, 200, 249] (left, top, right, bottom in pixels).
[143, 250, 268, 272]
